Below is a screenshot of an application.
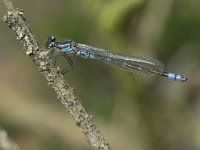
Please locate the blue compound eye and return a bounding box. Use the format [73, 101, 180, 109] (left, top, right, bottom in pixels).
[49, 35, 56, 42]
[45, 40, 52, 49]
[46, 36, 56, 49]
[48, 43, 53, 48]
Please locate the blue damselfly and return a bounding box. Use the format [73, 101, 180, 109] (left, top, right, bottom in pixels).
[46, 36, 188, 82]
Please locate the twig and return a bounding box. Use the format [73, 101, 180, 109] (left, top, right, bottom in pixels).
[0, 128, 19, 150]
[2, 0, 110, 149]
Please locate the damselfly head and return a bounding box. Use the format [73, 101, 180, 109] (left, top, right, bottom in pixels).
[46, 35, 56, 49]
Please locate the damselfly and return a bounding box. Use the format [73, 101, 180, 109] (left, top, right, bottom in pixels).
[46, 36, 188, 82]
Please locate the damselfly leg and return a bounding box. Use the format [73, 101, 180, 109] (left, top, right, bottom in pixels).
[47, 37, 74, 75]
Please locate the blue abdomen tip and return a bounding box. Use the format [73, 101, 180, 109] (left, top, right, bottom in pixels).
[168, 73, 188, 82]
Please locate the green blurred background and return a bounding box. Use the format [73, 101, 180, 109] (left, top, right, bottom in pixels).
[0, 0, 199, 150]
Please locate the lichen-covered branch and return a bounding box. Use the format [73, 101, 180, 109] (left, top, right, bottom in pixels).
[2, 0, 110, 149]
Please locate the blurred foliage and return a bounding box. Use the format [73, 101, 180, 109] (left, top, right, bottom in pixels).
[0, 0, 200, 150]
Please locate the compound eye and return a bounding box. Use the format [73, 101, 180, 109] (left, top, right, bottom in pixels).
[48, 43, 53, 48]
[49, 35, 56, 42]
[46, 35, 56, 49]
[46, 41, 54, 49]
